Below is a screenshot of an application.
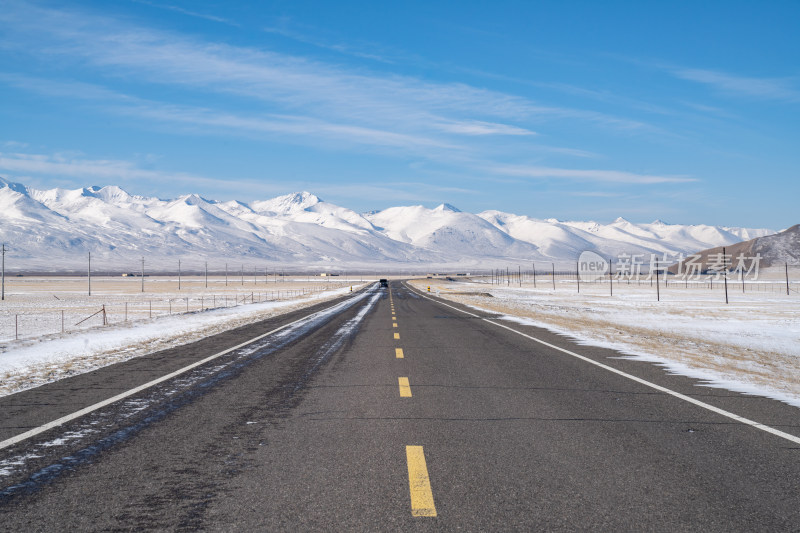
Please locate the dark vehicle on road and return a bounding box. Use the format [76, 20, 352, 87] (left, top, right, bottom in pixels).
[379, 278, 388, 287]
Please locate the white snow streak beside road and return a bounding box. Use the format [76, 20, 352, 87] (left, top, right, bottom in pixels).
[414, 279, 800, 409]
[0, 285, 366, 398]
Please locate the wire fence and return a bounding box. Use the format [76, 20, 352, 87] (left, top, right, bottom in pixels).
[0, 282, 353, 343]
[467, 263, 800, 300]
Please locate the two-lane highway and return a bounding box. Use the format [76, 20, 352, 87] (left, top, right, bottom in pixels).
[1, 281, 799, 530]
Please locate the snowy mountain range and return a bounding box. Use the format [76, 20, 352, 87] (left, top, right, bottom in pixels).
[669, 224, 800, 272]
[0, 178, 775, 271]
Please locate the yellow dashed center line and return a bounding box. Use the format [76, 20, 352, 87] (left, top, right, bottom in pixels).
[394, 332, 400, 340]
[393, 322, 398, 328]
[406, 446, 437, 517]
[398, 377, 412, 397]
[395, 348, 404, 359]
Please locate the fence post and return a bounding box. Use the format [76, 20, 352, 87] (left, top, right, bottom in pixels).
[1, 243, 5, 301]
[609, 257, 613, 296]
[656, 268, 660, 302]
[787, 263, 791, 296]
[723, 247, 729, 305]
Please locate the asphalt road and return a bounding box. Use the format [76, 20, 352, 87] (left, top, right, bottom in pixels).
[1, 280, 799, 531]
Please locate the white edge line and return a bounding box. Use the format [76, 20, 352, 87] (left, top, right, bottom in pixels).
[404, 282, 800, 446]
[0, 286, 375, 451]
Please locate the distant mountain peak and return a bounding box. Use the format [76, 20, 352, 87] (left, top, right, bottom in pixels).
[434, 203, 461, 213]
[178, 193, 211, 205]
[251, 191, 322, 215]
[0, 177, 30, 195]
[285, 191, 322, 205]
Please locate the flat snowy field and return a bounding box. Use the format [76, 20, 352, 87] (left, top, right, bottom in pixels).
[410, 277, 800, 408]
[0, 276, 357, 342]
[0, 278, 369, 397]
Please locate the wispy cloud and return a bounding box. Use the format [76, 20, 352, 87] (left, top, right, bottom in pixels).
[2, 140, 30, 149]
[673, 67, 800, 102]
[0, 150, 232, 190]
[263, 23, 392, 63]
[311, 182, 479, 205]
[567, 191, 624, 198]
[0, 149, 483, 205]
[0, 1, 693, 197]
[489, 164, 696, 184]
[131, 0, 239, 27]
[433, 120, 536, 136]
[122, 103, 460, 151]
[0, 1, 658, 141]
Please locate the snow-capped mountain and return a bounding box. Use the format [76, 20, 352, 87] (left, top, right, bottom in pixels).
[0, 178, 776, 271]
[668, 224, 800, 273]
[364, 203, 540, 261]
[478, 211, 773, 261]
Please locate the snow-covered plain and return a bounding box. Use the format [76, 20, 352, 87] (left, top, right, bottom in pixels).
[0, 276, 355, 342]
[0, 281, 368, 398]
[410, 277, 800, 408]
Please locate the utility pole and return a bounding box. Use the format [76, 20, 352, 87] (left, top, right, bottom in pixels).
[518, 265, 522, 287]
[551, 263, 556, 290]
[532, 262, 536, 288]
[141, 256, 145, 293]
[787, 262, 791, 296]
[655, 266, 660, 302]
[88, 251, 92, 296]
[1, 243, 5, 301]
[609, 259, 614, 295]
[723, 247, 729, 304]
[576, 261, 580, 293]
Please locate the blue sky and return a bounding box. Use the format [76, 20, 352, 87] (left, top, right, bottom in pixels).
[0, 0, 798, 228]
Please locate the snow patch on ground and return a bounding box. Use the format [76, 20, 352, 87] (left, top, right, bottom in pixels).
[496, 312, 800, 409]
[0, 285, 366, 398]
[412, 279, 800, 409]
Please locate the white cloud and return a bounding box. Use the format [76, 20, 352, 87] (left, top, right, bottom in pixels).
[489, 164, 696, 184]
[131, 0, 240, 26]
[0, 1, 658, 139]
[433, 120, 536, 136]
[0, 151, 228, 189]
[673, 68, 800, 102]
